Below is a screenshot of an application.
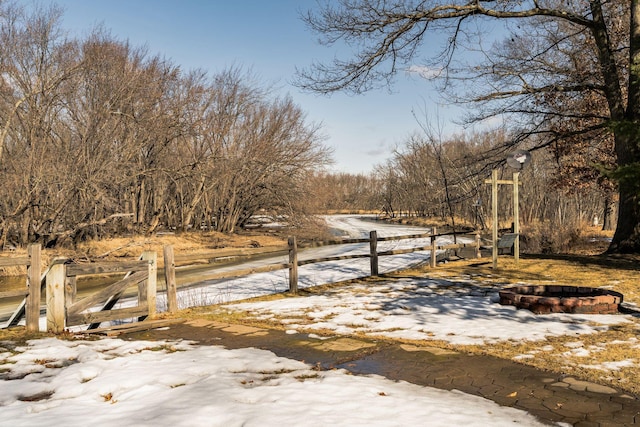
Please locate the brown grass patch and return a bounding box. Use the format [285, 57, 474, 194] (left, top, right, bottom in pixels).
[399, 255, 640, 306]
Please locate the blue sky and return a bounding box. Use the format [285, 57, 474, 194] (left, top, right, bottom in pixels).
[49, 0, 466, 174]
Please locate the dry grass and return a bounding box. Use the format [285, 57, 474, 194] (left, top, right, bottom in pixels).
[406, 255, 640, 306]
[73, 232, 286, 260]
[0, 231, 287, 276]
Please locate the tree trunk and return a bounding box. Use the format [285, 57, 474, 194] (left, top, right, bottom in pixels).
[602, 192, 615, 231]
[607, 3, 640, 252]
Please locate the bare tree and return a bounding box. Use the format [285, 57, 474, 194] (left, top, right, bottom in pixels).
[297, 0, 640, 252]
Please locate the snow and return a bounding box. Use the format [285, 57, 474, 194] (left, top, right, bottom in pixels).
[2, 215, 629, 425]
[225, 278, 629, 346]
[0, 337, 559, 426]
[164, 215, 473, 307]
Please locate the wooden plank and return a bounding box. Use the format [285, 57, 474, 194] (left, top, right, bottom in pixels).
[65, 276, 77, 308]
[80, 318, 185, 336]
[288, 237, 298, 293]
[297, 253, 370, 266]
[8, 263, 50, 328]
[26, 244, 41, 332]
[370, 231, 378, 276]
[439, 243, 478, 250]
[66, 260, 149, 277]
[67, 270, 148, 316]
[173, 246, 289, 264]
[0, 289, 29, 298]
[164, 245, 178, 313]
[142, 251, 157, 318]
[497, 233, 518, 249]
[378, 246, 431, 257]
[299, 237, 370, 248]
[199, 263, 290, 282]
[46, 260, 66, 333]
[67, 305, 149, 326]
[0, 256, 30, 267]
[430, 227, 437, 268]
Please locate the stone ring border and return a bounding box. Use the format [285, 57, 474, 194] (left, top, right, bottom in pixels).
[499, 285, 623, 314]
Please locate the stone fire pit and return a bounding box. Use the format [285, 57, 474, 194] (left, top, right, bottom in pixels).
[499, 285, 623, 314]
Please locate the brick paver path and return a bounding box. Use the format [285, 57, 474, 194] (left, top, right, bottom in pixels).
[123, 320, 640, 426]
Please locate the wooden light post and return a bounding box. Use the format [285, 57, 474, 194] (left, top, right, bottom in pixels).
[486, 150, 531, 269]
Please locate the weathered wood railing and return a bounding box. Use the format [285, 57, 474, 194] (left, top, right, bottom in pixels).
[0, 244, 41, 331]
[162, 228, 481, 313]
[46, 252, 157, 333]
[2, 228, 481, 332]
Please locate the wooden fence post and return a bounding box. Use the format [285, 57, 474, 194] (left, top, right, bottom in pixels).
[46, 258, 66, 334]
[288, 236, 298, 294]
[163, 245, 178, 313]
[142, 251, 157, 318]
[26, 244, 41, 332]
[475, 234, 482, 259]
[369, 230, 379, 276]
[430, 227, 437, 268]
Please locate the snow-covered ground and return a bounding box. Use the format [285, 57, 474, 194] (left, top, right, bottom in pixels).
[1, 337, 560, 426]
[2, 215, 630, 426]
[225, 277, 631, 346]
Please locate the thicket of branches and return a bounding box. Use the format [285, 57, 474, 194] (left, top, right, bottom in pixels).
[296, 0, 640, 253]
[313, 126, 613, 253]
[0, 3, 330, 248]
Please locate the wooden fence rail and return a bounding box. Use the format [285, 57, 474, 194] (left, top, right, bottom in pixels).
[162, 228, 482, 314]
[2, 229, 482, 333]
[0, 244, 41, 331]
[46, 252, 156, 333]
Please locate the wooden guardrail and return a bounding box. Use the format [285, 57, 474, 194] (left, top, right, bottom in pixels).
[0, 244, 41, 331]
[3, 229, 482, 332]
[162, 228, 482, 313]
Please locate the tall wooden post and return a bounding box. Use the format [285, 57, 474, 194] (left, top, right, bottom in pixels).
[46, 258, 66, 334]
[513, 171, 520, 266]
[26, 244, 41, 332]
[288, 237, 298, 293]
[430, 227, 437, 268]
[142, 251, 157, 318]
[491, 169, 499, 269]
[369, 230, 379, 276]
[163, 245, 178, 313]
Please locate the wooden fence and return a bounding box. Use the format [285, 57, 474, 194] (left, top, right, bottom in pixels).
[162, 227, 481, 313]
[45, 252, 157, 333]
[0, 244, 41, 331]
[1, 228, 480, 333]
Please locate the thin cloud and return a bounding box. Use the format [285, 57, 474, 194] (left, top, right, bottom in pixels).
[406, 64, 443, 80]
